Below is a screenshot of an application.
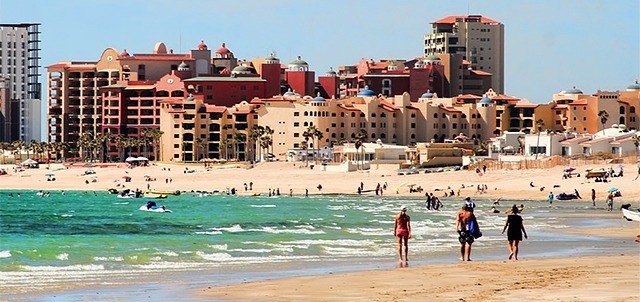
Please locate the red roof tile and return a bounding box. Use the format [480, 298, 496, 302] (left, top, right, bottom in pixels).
[432, 15, 500, 24]
[123, 54, 193, 61]
[570, 99, 588, 106]
[456, 94, 482, 99]
[441, 107, 462, 113]
[470, 69, 492, 76]
[205, 105, 227, 113]
[491, 94, 520, 101]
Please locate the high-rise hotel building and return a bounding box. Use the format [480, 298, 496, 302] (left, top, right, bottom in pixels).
[424, 15, 504, 94]
[0, 23, 41, 142]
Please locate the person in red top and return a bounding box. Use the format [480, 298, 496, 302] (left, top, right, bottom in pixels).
[394, 206, 411, 264]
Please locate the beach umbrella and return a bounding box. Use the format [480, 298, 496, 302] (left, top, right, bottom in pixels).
[136, 156, 149, 161]
[22, 158, 38, 165]
[616, 164, 624, 169]
[564, 167, 575, 172]
[607, 187, 619, 193]
[45, 173, 55, 177]
[125, 157, 137, 162]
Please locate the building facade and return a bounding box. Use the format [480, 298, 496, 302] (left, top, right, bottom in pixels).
[0, 23, 41, 142]
[424, 15, 504, 94]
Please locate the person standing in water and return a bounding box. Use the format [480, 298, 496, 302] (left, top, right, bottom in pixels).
[502, 205, 528, 260]
[591, 189, 596, 207]
[394, 206, 411, 265]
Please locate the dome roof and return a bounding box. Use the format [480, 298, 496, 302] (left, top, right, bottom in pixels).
[421, 91, 434, 99]
[266, 52, 278, 61]
[197, 40, 208, 50]
[357, 86, 376, 97]
[283, 88, 295, 96]
[216, 42, 231, 55]
[120, 49, 130, 57]
[479, 96, 493, 104]
[312, 93, 326, 102]
[626, 80, 640, 91]
[563, 86, 583, 94]
[178, 61, 189, 70]
[231, 65, 251, 74]
[326, 67, 337, 76]
[425, 54, 440, 61]
[290, 56, 308, 66]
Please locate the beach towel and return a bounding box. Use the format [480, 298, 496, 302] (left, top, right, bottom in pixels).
[466, 219, 482, 239]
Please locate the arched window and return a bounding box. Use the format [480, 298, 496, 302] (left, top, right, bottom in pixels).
[360, 113, 365, 117]
[371, 133, 376, 138]
[351, 112, 355, 117]
[630, 106, 636, 113]
[619, 106, 625, 114]
[433, 134, 439, 139]
[471, 114, 477, 119]
[433, 113, 438, 118]
[304, 111, 308, 116]
[461, 113, 467, 118]
[380, 133, 386, 139]
[442, 123, 446, 129]
[371, 113, 376, 117]
[619, 116, 625, 125]
[303, 122, 309, 126]
[380, 112, 386, 118]
[331, 133, 336, 138]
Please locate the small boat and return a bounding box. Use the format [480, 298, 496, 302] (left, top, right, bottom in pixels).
[107, 188, 119, 194]
[117, 194, 135, 199]
[622, 208, 640, 222]
[144, 192, 168, 199]
[556, 193, 579, 200]
[139, 204, 172, 213]
[148, 190, 181, 196]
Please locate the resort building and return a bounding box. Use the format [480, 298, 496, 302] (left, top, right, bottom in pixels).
[0, 23, 42, 142]
[424, 15, 504, 94]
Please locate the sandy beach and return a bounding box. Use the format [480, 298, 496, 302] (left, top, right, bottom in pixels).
[2, 160, 639, 202]
[2, 160, 639, 301]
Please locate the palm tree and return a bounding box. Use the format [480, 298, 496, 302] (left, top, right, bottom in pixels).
[234, 132, 247, 161]
[12, 140, 24, 163]
[300, 140, 309, 165]
[149, 129, 164, 161]
[248, 125, 264, 162]
[220, 137, 229, 160]
[94, 133, 109, 163]
[535, 119, 544, 159]
[354, 129, 368, 169]
[114, 135, 127, 161]
[264, 126, 274, 158]
[302, 128, 313, 166]
[632, 134, 639, 158]
[140, 128, 152, 159]
[78, 131, 93, 162]
[195, 137, 207, 160]
[598, 110, 609, 135]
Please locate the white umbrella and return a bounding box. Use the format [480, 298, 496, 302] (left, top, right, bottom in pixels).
[136, 156, 149, 161]
[125, 157, 137, 162]
[22, 159, 38, 165]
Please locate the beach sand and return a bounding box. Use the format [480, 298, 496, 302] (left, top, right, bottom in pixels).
[199, 254, 639, 302]
[2, 160, 639, 301]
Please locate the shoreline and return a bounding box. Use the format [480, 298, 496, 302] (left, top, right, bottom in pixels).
[10, 205, 638, 301]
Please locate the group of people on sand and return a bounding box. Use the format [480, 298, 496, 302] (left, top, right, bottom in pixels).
[394, 196, 528, 265]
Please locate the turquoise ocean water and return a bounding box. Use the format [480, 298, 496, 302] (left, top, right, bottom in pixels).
[0, 190, 632, 299]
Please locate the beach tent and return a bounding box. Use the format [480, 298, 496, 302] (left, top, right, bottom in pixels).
[22, 159, 38, 165]
[136, 157, 149, 161]
[125, 157, 137, 162]
[45, 173, 55, 177]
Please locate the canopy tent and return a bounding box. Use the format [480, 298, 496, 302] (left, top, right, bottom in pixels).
[45, 173, 55, 177]
[22, 159, 38, 165]
[125, 157, 137, 162]
[136, 156, 149, 161]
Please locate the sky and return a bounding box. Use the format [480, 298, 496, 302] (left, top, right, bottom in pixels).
[0, 0, 638, 104]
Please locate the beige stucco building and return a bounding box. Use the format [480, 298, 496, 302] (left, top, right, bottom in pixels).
[424, 15, 504, 94]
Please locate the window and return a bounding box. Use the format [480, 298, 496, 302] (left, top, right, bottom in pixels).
[294, 112, 300, 116]
[411, 123, 416, 129]
[442, 123, 446, 129]
[174, 134, 180, 138]
[452, 123, 457, 129]
[433, 113, 438, 118]
[630, 106, 636, 113]
[371, 113, 376, 117]
[434, 123, 438, 129]
[293, 133, 299, 137]
[294, 122, 299, 127]
[619, 106, 626, 114]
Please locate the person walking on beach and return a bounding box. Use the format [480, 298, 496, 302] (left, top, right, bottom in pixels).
[502, 205, 528, 260]
[591, 189, 596, 206]
[607, 192, 614, 211]
[394, 206, 411, 264]
[455, 205, 478, 261]
[548, 192, 554, 204]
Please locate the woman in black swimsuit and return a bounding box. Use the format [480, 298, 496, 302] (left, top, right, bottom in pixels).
[502, 205, 528, 260]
